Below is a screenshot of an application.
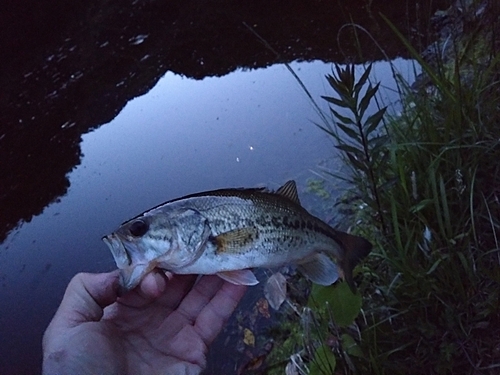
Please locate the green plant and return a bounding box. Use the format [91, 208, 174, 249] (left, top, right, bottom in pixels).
[267, 64, 390, 375]
[270, 282, 364, 375]
[253, 4, 500, 374]
[309, 4, 500, 374]
[317, 64, 389, 234]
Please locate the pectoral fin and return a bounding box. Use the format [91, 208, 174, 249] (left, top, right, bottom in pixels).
[213, 227, 258, 254]
[217, 269, 259, 285]
[298, 253, 339, 286]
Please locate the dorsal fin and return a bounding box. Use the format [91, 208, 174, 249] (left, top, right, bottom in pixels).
[275, 180, 301, 205]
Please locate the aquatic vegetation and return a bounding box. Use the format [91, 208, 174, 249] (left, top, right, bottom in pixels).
[306, 178, 331, 200]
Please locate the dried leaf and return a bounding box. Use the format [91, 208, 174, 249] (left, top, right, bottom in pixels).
[243, 328, 255, 347]
[256, 298, 271, 318]
[242, 355, 265, 371]
[264, 272, 287, 310]
[286, 353, 307, 375]
[285, 361, 299, 375]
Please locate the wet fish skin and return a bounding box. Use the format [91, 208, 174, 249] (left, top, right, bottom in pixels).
[102, 180, 372, 293]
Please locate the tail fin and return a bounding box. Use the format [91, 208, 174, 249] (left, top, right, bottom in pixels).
[334, 231, 372, 293]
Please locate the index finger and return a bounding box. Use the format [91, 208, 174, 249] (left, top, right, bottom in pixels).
[194, 280, 247, 345]
[104, 273, 197, 319]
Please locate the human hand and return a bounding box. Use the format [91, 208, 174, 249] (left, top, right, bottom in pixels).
[42, 270, 247, 375]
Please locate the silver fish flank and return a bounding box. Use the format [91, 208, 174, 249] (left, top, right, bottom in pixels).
[102, 180, 372, 294]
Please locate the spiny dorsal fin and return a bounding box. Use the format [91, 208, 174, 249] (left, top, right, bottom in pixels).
[275, 180, 301, 205]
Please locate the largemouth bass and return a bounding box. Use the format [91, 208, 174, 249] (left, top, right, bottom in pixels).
[103, 180, 372, 294]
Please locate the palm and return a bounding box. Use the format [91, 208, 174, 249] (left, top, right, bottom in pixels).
[43, 272, 247, 375]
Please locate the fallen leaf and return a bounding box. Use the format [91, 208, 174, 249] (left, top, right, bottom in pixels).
[243, 328, 255, 347]
[242, 355, 265, 371]
[286, 353, 306, 375]
[256, 298, 271, 318]
[264, 272, 287, 310]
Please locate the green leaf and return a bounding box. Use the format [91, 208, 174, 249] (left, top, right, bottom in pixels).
[427, 258, 443, 275]
[345, 152, 368, 173]
[334, 64, 343, 78]
[358, 83, 380, 119]
[364, 107, 387, 135]
[330, 108, 355, 125]
[368, 135, 389, 151]
[335, 143, 364, 157]
[315, 123, 339, 141]
[326, 74, 351, 101]
[341, 333, 364, 357]
[321, 95, 349, 108]
[410, 199, 434, 213]
[309, 282, 362, 327]
[337, 64, 354, 92]
[336, 122, 361, 141]
[457, 251, 471, 278]
[378, 177, 397, 192]
[354, 64, 372, 96]
[439, 175, 452, 238]
[309, 345, 336, 375]
[325, 74, 340, 90]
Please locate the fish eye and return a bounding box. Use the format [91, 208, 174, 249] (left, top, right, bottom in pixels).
[129, 219, 149, 237]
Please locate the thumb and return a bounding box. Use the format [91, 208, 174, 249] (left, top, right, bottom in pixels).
[52, 271, 121, 329]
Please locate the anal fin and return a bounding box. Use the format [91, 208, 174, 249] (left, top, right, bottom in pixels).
[217, 269, 259, 285]
[297, 253, 339, 286]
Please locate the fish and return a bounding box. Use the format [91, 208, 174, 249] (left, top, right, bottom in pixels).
[102, 180, 372, 295]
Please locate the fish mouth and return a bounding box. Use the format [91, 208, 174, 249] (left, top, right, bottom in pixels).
[102, 234, 132, 269]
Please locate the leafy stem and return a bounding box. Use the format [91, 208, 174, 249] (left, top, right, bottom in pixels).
[319, 64, 388, 232]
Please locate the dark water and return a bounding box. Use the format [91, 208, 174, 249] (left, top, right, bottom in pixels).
[0, 0, 445, 373]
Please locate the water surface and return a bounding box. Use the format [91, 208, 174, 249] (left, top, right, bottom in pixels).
[0, 58, 417, 374]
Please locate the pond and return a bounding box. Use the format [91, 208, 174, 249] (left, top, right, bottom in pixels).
[0, 1, 443, 373]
